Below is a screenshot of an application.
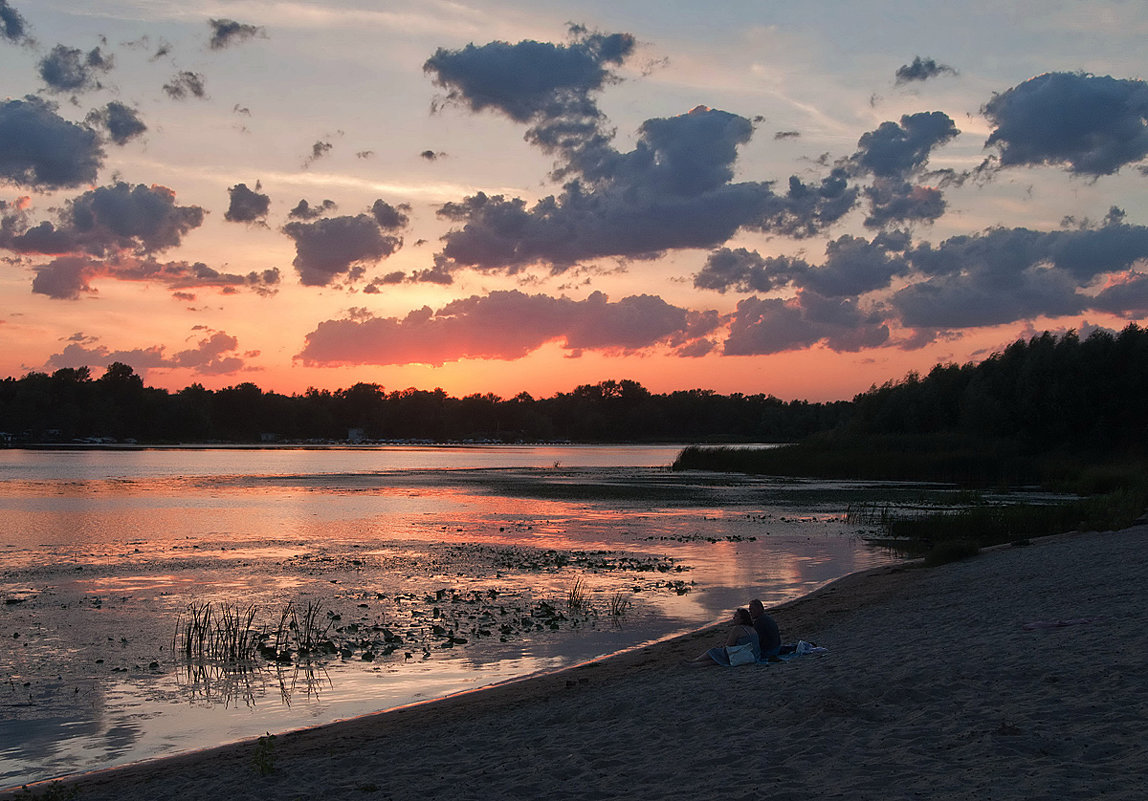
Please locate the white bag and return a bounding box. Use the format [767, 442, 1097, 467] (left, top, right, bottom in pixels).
[725, 642, 756, 666]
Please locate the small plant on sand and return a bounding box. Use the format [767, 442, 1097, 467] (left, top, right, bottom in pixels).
[252, 732, 277, 776]
[13, 783, 78, 800]
[566, 577, 589, 612]
[923, 539, 980, 567]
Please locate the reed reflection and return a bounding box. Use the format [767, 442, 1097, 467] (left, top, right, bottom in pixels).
[174, 660, 332, 709]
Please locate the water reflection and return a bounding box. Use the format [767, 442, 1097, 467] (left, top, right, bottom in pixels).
[173, 660, 333, 709]
[1, 447, 925, 790]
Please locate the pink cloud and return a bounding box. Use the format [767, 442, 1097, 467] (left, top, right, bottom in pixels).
[297, 289, 720, 366]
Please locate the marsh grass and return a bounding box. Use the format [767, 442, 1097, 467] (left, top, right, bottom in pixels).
[566, 577, 589, 612]
[173, 598, 341, 667]
[172, 601, 260, 662]
[607, 591, 631, 618]
[268, 600, 336, 659]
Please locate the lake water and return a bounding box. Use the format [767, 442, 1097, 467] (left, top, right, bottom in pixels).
[1, 445, 915, 789]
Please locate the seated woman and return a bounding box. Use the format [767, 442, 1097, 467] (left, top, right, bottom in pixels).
[686, 607, 760, 666]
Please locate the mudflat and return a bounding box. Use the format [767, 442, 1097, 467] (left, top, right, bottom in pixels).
[7, 524, 1145, 800]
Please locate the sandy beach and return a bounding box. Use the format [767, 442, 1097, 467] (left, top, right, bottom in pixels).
[6, 522, 1145, 801]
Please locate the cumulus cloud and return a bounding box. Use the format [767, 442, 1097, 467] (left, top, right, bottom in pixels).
[424, 27, 635, 123]
[804, 234, 912, 297]
[894, 221, 1148, 330]
[429, 107, 853, 275]
[30, 254, 279, 300]
[208, 18, 265, 50]
[0, 0, 31, 45]
[695, 247, 809, 294]
[297, 289, 719, 366]
[895, 56, 957, 85]
[863, 180, 946, 228]
[288, 198, 336, 220]
[723, 292, 890, 355]
[0, 96, 103, 188]
[46, 330, 249, 376]
[0, 182, 204, 257]
[425, 30, 857, 277]
[281, 214, 402, 286]
[163, 71, 206, 100]
[38, 44, 114, 93]
[697, 233, 911, 298]
[691, 215, 1148, 353]
[854, 112, 959, 179]
[0, 181, 265, 299]
[370, 199, 410, 231]
[982, 72, 1148, 176]
[1092, 273, 1148, 317]
[304, 139, 333, 167]
[224, 182, 271, 224]
[87, 101, 146, 145]
[850, 111, 959, 228]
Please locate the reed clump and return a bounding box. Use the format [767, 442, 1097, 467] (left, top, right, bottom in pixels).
[607, 591, 631, 618]
[565, 577, 589, 612]
[270, 600, 336, 659]
[172, 601, 259, 662]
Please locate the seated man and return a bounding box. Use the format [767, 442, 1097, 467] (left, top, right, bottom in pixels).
[749, 598, 781, 659]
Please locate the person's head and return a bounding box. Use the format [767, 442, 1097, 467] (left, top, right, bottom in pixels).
[733, 607, 752, 626]
[749, 599, 765, 618]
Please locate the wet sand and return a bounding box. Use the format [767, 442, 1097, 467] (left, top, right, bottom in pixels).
[6, 523, 1146, 800]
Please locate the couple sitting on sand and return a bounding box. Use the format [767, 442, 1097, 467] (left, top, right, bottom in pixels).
[687, 599, 781, 667]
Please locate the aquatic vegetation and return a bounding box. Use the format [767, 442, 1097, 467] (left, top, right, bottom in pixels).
[607, 591, 631, 618]
[171, 601, 260, 662]
[565, 577, 589, 611]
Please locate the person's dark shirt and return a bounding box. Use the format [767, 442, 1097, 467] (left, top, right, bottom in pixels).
[753, 613, 781, 657]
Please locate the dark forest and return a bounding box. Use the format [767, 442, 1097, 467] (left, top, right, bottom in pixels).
[3, 325, 1146, 459]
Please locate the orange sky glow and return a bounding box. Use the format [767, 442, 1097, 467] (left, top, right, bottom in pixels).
[2, 2, 1146, 402]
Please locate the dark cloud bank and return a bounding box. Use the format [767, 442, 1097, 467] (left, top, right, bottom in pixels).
[285, 30, 1148, 368]
[422, 28, 858, 279]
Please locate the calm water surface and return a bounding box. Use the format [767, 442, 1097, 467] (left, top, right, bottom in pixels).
[1, 445, 910, 789]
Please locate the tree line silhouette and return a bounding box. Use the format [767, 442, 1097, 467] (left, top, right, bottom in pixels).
[0, 368, 845, 445]
[673, 324, 1148, 488]
[3, 324, 1146, 453]
[844, 323, 1148, 461]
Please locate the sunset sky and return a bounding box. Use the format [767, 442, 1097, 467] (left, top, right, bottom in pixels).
[2, 0, 1146, 401]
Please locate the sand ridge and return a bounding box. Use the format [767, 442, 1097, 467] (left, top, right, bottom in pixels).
[6, 525, 1145, 800]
